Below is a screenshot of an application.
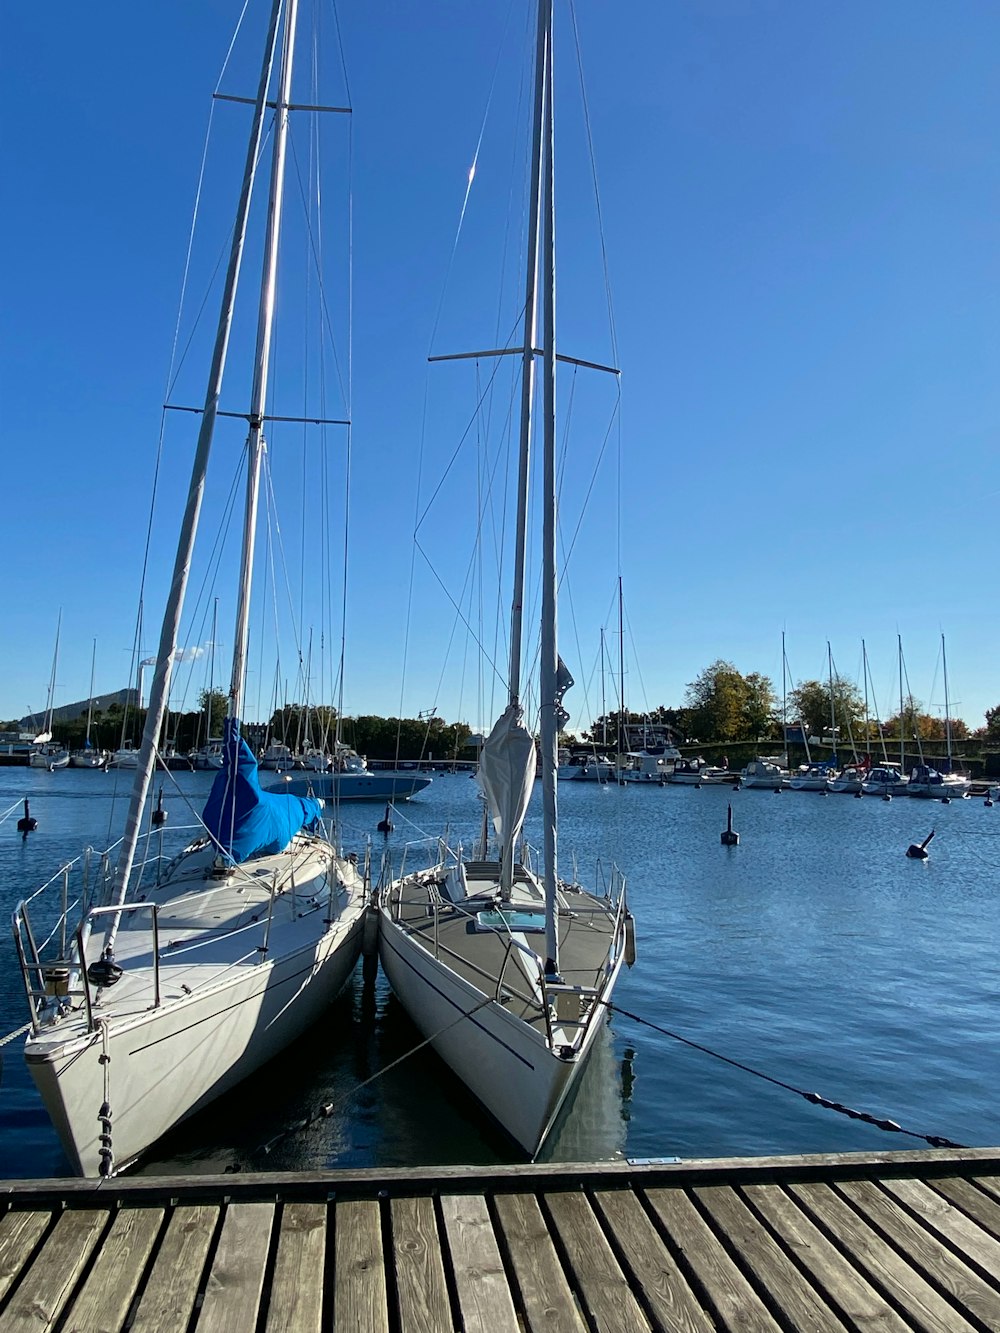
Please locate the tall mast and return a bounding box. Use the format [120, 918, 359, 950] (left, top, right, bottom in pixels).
[229, 0, 300, 722]
[206, 598, 219, 741]
[942, 633, 952, 770]
[85, 639, 97, 748]
[616, 575, 625, 760]
[600, 627, 607, 746]
[112, 0, 286, 904]
[861, 640, 869, 762]
[781, 630, 787, 763]
[898, 633, 905, 772]
[827, 641, 836, 763]
[43, 610, 62, 737]
[538, 0, 559, 977]
[507, 0, 548, 707]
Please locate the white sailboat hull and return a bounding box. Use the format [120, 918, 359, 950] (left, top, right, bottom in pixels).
[379, 915, 611, 1156]
[26, 912, 364, 1176]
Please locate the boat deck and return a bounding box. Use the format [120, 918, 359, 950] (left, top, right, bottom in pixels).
[2, 1148, 1000, 1330]
[386, 862, 619, 1033]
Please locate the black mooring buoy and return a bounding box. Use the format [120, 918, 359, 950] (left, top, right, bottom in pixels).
[721, 803, 739, 846]
[16, 799, 37, 834]
[906, 829, 935, 859]
[883, 792, 892, 802]
[377, 803, 394, 835]
[986, 796, 994, 808]
[151, 788, 167, 827]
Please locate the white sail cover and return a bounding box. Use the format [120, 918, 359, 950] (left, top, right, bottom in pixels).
[479, 702, 535, 856]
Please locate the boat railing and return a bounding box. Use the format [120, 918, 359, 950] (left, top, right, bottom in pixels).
[11, 826, 207, 1035]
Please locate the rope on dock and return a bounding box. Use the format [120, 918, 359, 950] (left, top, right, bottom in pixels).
[606, 1002, 967, 1151]
[255, 993, 496, 1158]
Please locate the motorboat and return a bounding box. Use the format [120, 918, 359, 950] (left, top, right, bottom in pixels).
[826, 765, 866, 794]
[788, 762, 836, 791]
[906, 764, 971, 800]
[740, 758, 786, 790]
[861, 765, 909, 797]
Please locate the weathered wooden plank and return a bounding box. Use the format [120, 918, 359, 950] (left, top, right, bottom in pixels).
[333, 1199, 387, 1333]
[440, 1193, 518, 1333]
[493, 1192, 586, 1333]
[198, 1201, 275, 1333]
[60, 1206, 164, 1333]
[0, 1211, 50, 1304]
[693, 1185, 846, 1331]
[931, 1176, 1000, 1241]
[972, 1175, 1000, 1207]
[265, 1202, 327, 1333]
[645, 1188, 779, 1333]
[0, 1208, 106, 1331]
[742, 1183, 913, 1332]
[130, 1203, 219, 1333]
[5, 1147, 1000, 1206]
[838, 1178, 1000, 1331]
[390, 1196, 453, 1333]
[789, 1181, 977, 1333]
[545, 1190, 651, 1333]
[882, 1178, 1000, 1283]
[592, 1187, 713, 1333]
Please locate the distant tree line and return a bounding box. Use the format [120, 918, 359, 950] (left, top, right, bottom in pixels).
[578, 659, 992, 750]
[1, 691, 476, 762]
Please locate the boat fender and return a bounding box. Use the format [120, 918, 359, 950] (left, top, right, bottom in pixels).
[16, 799, 37, 834]
[624, 912, 637, 967]
[361, 905, 379, 958]
[905, 829, 935, 860]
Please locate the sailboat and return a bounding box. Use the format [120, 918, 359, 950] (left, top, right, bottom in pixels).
[907, 635, 971, 799]
[69, 639, 108, 768]
[12, 0, 366, 1176]
[378, 0, 633, 1158]
[28, 611, 70, 771]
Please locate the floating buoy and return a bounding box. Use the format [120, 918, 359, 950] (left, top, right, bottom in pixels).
[376, 803, 394, 835]
[151, 788, 167, 827]
[16, 799, 36, 834]
[986, 797, 994, 808]
[906, 829, 935, 860]
[732, 782, 740, 792]
[854, 789, 863, 799]
[942, 796, 951, 805]
[720, 803, 739, 846]
[883, 792, 892, 802]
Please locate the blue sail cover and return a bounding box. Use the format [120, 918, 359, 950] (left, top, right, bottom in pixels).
[202, 716, 323, 863]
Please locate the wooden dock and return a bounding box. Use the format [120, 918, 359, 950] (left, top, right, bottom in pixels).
[2, 1147, 1000, 1330]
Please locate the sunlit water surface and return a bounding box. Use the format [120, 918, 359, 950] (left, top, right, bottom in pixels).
[0, 764, 997, 1177]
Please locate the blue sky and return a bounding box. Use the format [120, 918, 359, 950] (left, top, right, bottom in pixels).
[3, 1, 999, 736]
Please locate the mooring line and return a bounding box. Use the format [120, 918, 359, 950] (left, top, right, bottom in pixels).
[256, 992, 497, 1157]
[606, 1002, 967, 1150]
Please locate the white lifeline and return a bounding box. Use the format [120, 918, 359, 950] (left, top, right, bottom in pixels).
[18, 834, 365, 1175]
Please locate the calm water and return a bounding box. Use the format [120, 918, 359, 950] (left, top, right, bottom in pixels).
[0, 764, 997, 1177]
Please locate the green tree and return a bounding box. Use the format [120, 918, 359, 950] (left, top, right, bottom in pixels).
[684, 661, 776, 742]
[790, 677, 865, 747]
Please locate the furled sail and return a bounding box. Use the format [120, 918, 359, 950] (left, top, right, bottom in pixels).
[203, 716, 323, 863]
[478, 702, 535, 868]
